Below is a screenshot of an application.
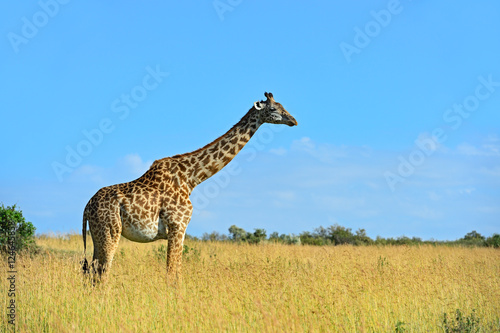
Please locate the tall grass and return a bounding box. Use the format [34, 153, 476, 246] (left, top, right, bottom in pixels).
[1, 234, 499, 332]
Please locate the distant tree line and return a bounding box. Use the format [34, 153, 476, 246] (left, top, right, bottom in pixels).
[188, 224, 500, 248]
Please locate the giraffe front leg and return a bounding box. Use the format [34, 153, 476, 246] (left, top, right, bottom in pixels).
[164, 200, 192, 282]
[166, 222, 187, 281]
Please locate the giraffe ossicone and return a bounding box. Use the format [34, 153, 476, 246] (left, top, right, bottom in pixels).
[82, 92, 298, 279]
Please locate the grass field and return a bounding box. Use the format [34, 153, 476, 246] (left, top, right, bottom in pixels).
[1, 234, 499, 332]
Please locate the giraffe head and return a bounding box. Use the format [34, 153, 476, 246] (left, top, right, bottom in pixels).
[254, 92, 298, 127]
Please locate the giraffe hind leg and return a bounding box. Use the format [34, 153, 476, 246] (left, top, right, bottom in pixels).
[82, 257, 90, 274]
[88, 213, 122, 281]
[92, 228, 121, 279]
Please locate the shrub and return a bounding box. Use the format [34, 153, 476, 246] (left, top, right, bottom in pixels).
[394, 320, 406, 332]
[354, 228, 374, 245]
[456, 231, 487, 247]
[442, 309, 481, 333]
[326, 224, 356, 245]
[228, 225, 247, 242]
[247, 228, 267, 244]
[280, 234, 301, 245]
[0, 203, 37, 254]
[485, 234, 500, 248]
[182, 245, 201, 262]
[202, 231, 228, 242]
[463, 231, 485, 241]
[152, 244, 167, 262]
[228, 225, 267, 244]
[299, 231, 327, 246]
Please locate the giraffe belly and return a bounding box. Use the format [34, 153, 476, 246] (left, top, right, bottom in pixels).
[121, 217, 168, 243]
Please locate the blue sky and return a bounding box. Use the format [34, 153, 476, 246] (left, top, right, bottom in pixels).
[1, 1, 499, 240]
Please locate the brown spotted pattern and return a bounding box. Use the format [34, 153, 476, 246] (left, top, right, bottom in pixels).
[82, 92, 297, 279]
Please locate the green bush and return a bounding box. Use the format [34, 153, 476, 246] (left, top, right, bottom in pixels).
[0, 203, 37, 254]
[228, 225, 247, 242]
[462, 231, 485, 241]
[299, 231, 328, 246]
[485, 234, 500, 248]
[201, 231, 228, 242]
[228, 225, 267, 244]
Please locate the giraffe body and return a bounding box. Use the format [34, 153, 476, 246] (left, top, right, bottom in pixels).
[83, 92, 297, 278]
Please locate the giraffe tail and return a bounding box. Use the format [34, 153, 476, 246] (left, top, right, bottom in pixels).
[82, 202, 90, 274]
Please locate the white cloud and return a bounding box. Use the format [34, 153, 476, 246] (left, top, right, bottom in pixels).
[72, 153, 153, 186]
[72, 164, 105, 184]
[269, 147, 287, 156]
[410, 206, 443, 220]
[291, 136, 351, 163]
[479, 166, 500, 177]
[271, 191, 296, 201]
[292, 137, 315, 151]
[456, 140, 500, 156]
[119, 154, 153, 177]
[415, 132, 443, 153]
[428, 191, 441, 201]
[269, 191, 297, 209]
[457, 143, 483, 156]
[458, 188, 476, 195]
[197, 210, 217, 220]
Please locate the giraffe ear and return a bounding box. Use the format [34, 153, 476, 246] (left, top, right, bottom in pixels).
[254, 101, 264, 110]
[264, 92, 274, 102]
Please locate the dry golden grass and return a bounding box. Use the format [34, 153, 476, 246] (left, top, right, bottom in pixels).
[1, 234, 499, 332]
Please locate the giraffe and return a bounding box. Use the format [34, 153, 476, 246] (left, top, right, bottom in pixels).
[82, 92, 298, 280]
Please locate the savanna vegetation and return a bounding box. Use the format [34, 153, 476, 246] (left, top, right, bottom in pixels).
[1, 205, 499, 331]
[0, 232, 498, 332]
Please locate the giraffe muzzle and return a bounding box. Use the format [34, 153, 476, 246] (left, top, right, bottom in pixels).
[285, 115, 298, 127]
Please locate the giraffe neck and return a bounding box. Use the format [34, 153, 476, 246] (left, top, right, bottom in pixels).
[174, 107, 262, 190]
